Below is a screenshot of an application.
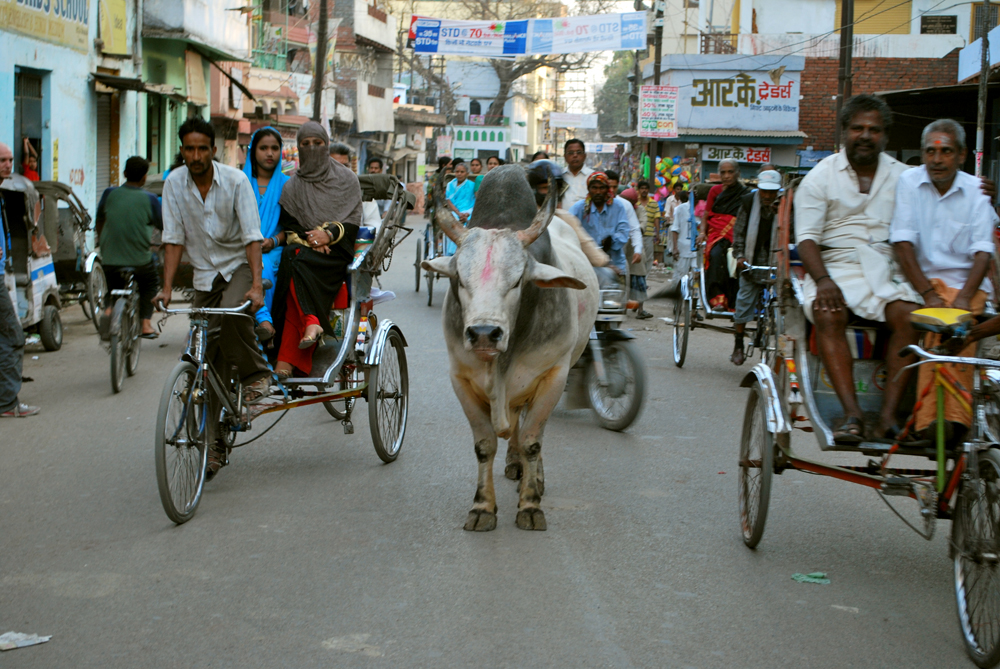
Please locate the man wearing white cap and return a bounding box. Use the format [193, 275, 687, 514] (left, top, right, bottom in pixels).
[729, 169, 782, 365]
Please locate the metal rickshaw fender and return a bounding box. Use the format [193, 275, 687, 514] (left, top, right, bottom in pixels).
[740, 363, 792, 434]
[365, 319, 408, 366]
[84, 250, 101, 274]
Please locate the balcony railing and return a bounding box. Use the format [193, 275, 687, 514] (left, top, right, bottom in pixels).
[700, 33, 737, 54]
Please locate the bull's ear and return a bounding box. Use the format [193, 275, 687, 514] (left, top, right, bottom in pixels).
[421, 255, 457, 279]
[527, 261, 587, 290]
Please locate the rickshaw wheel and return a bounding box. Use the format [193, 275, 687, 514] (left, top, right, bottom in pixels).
[739, 381, 774, 548]
[155, 361, 208, 524]
[86, 262, 107, 332]
[953, 447, 1000, 668]
[672, 296, 690, 368]
[426, 271, 435, 307]
[39, 304, 62, 351]
[414, 239, 422, 292]
[368, 329, 408, 463]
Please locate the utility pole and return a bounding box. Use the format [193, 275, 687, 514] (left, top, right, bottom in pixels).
[312, 0, 328, 122]
[649, 0, 664, 169]
[977, 0, 991, 177]
[833, 0, 854, 151]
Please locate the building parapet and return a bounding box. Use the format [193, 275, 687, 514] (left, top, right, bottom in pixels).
[143, 0, 250, 61]
[354, 1, 396, 52]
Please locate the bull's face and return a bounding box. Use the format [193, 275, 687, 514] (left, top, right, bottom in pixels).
[422, 228, 585, 361]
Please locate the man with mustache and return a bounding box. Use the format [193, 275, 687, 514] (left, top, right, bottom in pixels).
[890, 118, 997, 441]
[795, 94, 921, 444]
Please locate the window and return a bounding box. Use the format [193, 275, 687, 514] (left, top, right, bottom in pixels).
[489, 131, 496, 141]
[470, 100, 481, 115]
[835, 0, 913, 35]
[498, 131, 503, 141]
[466, 130, 472, 141]
[972, 3, 1000, 40]
[473, 131, 479, 141]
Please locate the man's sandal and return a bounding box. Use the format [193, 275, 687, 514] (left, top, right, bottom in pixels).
[205, 446, 229, 482]
[833, 416, 865, 444]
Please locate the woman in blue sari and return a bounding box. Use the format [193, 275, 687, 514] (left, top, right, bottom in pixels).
[444, 162, 476, 255]
[243, 127, 289, 341]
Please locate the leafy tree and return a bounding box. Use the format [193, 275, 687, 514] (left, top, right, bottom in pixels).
[594, 50, 634, 138]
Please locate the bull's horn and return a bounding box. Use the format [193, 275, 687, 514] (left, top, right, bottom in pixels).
[433, 172, 468, 245]
[517, 175, 556, 247]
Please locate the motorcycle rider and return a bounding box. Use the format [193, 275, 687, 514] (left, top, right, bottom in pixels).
[525, 159, 609, 268]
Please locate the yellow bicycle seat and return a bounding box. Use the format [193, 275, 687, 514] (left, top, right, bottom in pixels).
[910, 308, 974, 334]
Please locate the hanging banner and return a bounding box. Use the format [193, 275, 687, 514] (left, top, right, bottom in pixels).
[638, 85, 679, 139]
[99, 0, 129, 55]
[549, 112, 598, 129]
[409, 12, 646, 57]
[0, 0, 90, 53]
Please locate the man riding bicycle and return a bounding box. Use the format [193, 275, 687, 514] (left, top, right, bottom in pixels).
[153, 117, 271, 408]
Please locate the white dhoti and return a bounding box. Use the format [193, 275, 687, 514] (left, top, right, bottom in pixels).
[802, 241, 920, 322]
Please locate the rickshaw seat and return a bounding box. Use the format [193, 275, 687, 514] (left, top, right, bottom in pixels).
[910, 307, 974, 337]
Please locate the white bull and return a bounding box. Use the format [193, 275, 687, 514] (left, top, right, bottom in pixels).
[422, 166, 599, 531]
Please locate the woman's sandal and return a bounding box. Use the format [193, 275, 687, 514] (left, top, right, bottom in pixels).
[833, 415, 866, 444]
[298, 327, 323, 349]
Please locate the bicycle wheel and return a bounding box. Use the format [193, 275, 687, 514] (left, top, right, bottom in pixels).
[86, 261, 106, 331]
[368, 329, 408, 463]
[585, 339, 646, 431]
[155, 361, 208, 524]
[739, 381, 774, 548]
[110, 305, 127, 393]
[126, 303, 141, 376]
[954, 447, 1000, 667]
[672, 296, 690, 368]
[414, 239, 422, 292]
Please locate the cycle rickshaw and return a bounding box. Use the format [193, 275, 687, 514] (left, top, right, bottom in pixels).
[737, 185, 1000, 667]
[414, 172, 456, 307]
[154, 175, 414, 525]
[670, 185, 777, 368]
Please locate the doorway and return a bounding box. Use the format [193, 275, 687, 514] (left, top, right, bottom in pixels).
[14, 72, 43, 180]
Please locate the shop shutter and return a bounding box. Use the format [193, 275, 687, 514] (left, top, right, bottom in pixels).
[836, 0, 913, 35]
[95, 94, 112, 193]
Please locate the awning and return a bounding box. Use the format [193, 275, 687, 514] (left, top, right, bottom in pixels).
[144, 83, 187, 103]
[391, 148, 418, 162]
[91, 73, 147, 92]
[142, 30, 250, 63]
[676, 128, 807, 144]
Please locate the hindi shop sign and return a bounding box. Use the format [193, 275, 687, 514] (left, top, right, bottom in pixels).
[670, 69, 801, 132]
[638, 85, 679, 139]
[702, 145, 772, 164]
[409, 13, 646, 57]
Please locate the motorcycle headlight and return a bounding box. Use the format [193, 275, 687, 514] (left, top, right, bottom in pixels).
[599, 288, 626, 311]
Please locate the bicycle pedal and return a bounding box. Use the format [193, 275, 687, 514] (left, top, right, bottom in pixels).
[343, 420, 354, 435]
[881, 477, 912, 496]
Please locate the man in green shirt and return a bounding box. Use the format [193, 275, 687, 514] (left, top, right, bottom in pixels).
[96, 156, 162, 339]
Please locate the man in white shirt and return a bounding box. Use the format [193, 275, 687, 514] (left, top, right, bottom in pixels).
[669, 190, 694, 276]
[663, 181, 684, 256]
[606, 170, 644, 263]
[794, 95, 921, 444]
[561, 139, 593, 210]
[891, 118, 997, 437]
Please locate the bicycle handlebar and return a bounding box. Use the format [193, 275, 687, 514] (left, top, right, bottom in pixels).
[155, 300, 254, 316]
[898, 344, 1000, 371]
[740, 264, 777, 273]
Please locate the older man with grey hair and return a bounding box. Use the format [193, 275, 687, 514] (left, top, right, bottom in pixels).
[329, 141, 353, 167]
[890, 118, 997, 439]
[0, 141, 40, 417]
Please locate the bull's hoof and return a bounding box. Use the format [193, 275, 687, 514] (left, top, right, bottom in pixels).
[464, 509, 497, 532]
[515, 508, 547, 531]
[504, 461, 522, 481]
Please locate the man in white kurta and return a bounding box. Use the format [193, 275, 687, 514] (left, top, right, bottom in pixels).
[794, 95, 921, 444]
[561, 139, 594, 211]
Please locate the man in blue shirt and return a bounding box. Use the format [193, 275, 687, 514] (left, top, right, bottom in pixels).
[0, 141, 39, 417]
[569, 172, 631, 271]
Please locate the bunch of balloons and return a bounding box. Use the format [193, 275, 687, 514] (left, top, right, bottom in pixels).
[652, 155, 692, 203]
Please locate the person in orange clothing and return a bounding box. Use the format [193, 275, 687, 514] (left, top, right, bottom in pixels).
[21, 138, 39, 181]
[890, 118, 997, 440]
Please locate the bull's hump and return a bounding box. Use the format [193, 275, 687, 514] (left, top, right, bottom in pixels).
[470, 165, 536, 231]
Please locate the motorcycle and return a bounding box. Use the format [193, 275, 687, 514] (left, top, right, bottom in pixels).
[564, 266, 646, 430]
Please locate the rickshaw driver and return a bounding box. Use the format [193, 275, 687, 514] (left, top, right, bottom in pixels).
[794, 95, 923, 444]
[730, 169, 782, 366]
[153, 117, 272, 406]
[890, 118, 997, 440]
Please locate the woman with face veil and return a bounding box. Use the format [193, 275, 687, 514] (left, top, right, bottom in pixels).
[272, 122, 363, 378]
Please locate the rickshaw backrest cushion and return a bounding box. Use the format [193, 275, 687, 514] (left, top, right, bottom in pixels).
[808, 320, 885, 360]
[333, 282, 349, 309]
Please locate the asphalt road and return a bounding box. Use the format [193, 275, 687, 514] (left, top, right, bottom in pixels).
[1, 215, 975, 668]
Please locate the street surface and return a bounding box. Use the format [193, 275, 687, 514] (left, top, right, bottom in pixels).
[1, 215, 971, 667]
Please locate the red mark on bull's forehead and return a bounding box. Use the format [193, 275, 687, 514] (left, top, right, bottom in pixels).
[481, 244, 493, 282]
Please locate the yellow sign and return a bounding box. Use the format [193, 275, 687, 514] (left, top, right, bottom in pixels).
[52, 139, 59, 181]
[99, 0, 128, 55]
[0, 0, 91, 53]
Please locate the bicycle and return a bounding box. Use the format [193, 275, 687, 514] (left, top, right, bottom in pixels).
[154, 299, 256, 524]
[108, 268, 141, 393]
[738, 263, 780, 366]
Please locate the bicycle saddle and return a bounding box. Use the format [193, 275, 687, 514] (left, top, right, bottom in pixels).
[910, 308, 974, 335]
